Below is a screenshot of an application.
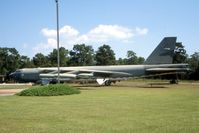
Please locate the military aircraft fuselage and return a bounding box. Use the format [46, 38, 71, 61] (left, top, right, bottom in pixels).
[10, 64, 188, 83]
[10, 69, 40, 82]
[9, 37, 190, 85]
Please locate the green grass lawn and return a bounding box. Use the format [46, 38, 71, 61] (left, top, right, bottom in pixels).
[0, 81, 199, 133]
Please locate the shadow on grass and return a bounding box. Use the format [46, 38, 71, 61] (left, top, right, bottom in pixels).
[72, 83, 169, 89]
[111, 83, 169, 89]
[136, 85, 168, 88]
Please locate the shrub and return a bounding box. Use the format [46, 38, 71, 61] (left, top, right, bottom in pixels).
[16, 84, 80, 96]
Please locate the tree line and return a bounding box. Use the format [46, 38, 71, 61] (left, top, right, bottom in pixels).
[0, 43, 199, 80]
[0, 44, 144, 73]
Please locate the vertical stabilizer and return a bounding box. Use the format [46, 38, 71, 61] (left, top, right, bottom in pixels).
[144, 37, 176, 64]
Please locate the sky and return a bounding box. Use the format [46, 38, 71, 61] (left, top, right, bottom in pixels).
[0, 0, 199, 59]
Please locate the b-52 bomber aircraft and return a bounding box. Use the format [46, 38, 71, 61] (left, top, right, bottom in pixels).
[10, 37, 189, 85]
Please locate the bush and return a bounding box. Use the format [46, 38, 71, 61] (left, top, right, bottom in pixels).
[16, 84, 80, 96]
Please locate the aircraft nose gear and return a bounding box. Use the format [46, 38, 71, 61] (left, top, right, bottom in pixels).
[96, 78, 112, 86]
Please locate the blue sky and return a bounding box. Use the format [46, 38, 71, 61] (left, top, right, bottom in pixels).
[0, 0, 199, 59]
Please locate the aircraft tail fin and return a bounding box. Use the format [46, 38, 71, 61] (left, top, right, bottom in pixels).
[144, 37, 177, 64]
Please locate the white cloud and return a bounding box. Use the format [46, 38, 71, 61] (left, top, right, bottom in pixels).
[33, 24, 148, 54]
[41, 28, 57, 37]
[89, 25, 134, 40]
[59, 25, 79, 37]
[135, 27, 148, 35]
[41, 25, 79, 38]
[47, 38, 57, 48]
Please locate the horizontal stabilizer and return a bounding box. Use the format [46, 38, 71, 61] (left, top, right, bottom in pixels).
[146, 67, 189, 72]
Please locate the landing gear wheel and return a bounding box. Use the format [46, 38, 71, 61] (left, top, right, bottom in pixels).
[170, 79, 178, 84]
[105, 80, 111, 86]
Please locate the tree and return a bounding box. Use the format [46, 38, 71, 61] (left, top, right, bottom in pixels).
[0, 47, 20, 74]
[95, 44, 116, 65]
[188, 52, 199, 79]
[126, 51, 144, 64]
[137, 57, 145, 64]
[20, 56, 35, 68]
[189, 52, 199, 70]
[167, 42, 188, 80]
[33, 53, 49, 67]
[173, 42, 188, 63]
[69, 44, 94, 66]
[48, 47, 69, 67]
[116, 51, 145, 65]
[126, 51, 137, 64]
[116, 58, 127, 65]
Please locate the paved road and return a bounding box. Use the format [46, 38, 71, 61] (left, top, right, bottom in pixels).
[0, 89, 24, 96]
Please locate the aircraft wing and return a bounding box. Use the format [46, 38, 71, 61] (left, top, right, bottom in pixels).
[38, 68, 132, 79]
[78, 69, 132, 78]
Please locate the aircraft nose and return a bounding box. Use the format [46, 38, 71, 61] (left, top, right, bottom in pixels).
[9, 71, 20, 80]
[9, 72, 17, 80]
[9, 72, 14, 79]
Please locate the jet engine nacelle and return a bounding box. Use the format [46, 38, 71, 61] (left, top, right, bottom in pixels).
[40, 73, 76, 78]
[77, 73, 93, 79]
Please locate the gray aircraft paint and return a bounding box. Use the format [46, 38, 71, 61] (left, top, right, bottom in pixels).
[9, 37, 189, 84]
[144, 37, 176, 64]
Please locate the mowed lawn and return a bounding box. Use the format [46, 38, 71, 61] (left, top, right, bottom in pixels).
[0, 81, 199, 133]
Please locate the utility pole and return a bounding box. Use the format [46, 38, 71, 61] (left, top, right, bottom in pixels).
[55, 0, 60, 83]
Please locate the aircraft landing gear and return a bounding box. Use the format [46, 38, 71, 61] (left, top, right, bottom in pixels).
[170, 79, 178, 84]
[105, 80, 112, 86]
[96, 78, 112, 86]
[170, 74, 179, 84]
